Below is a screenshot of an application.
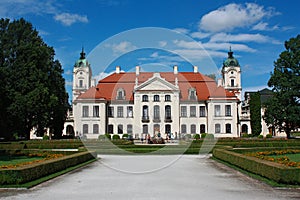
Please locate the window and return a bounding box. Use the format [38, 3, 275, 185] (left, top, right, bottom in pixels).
[190, 106, 196, 117]
[231, 79, 235, 87]
[181, 124, 187, 134]
[118, 124, 123, 134]
[93, 106, 99, 117]
[215, 124, 221, 133]
[143, 125, 148, 134]
[153, 105, 160, 120]
[226, 124, 231, 133]
[79, 80, 83, 88]
[181, 106, 187, 117]
[127, 124, 133, 134]
[117, 106, 123, 118]
[142, 95, 148, 102]
[93, 124, 99, 134]
[200, 124, 205, 133]
[165, 105, 171, 119]
[83, 124, 88, 134]
[165, 95, 171, 102]
[154, 95, 160, 102]
[214, 105, 221, 116]
[225, 105, 231, 116]
[191, 124, 196, 134]
[108, 106, 114, 117]
[200, 106, 206, 117]
[108, 124, 114, 134]
[189, 88, 197, 100]
[165, 125, 171, 134]
[142, 105, 149, 118]
[82, 106, 89, 117]
[116, 88, 125, 100]
[127, 106, 133, 118]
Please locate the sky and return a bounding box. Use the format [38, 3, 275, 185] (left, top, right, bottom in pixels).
[0, 0, 299, 101]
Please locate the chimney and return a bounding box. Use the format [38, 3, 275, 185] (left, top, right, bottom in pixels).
[217, 78, 223, 87]
[116, 66, 120, 74]
[173, 65, 178, 74]
[193, 66, 198, 73]
[136, 65, 140, 76]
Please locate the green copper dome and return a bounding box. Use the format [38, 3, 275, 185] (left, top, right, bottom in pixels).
[223, 49, 239, 67]
[74, 48, 88, 67]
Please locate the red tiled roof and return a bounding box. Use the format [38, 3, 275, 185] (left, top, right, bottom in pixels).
[77, 72, 237, 101]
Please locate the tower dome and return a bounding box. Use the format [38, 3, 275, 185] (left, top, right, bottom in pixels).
[74, 48, 88, 68]
[223, 48, 239, 67]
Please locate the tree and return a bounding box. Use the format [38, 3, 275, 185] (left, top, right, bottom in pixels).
[0, 18, 69, 140]
[264, 35, 300, 139]
[249, 92, 261, 136]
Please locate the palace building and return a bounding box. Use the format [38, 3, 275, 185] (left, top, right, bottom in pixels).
[63, 48, 250, 140]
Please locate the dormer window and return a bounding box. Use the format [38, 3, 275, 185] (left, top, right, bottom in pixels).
[142, 95, 148, 102]
[189, 88, 197, 100]
[116, 88, 125, 100]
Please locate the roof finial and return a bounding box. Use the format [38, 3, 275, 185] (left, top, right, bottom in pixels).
[228, 46, 233, 58]
[80, 46, 86, 59]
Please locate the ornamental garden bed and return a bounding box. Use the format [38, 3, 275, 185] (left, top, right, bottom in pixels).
[213, 147, 300, 185]
[0, 151, 96, 187]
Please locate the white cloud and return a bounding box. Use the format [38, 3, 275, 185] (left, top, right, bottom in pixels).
[199, 3, 278, 32]
[252, 22, 279, 31]
[173, 28, 190, 34]
[159, 41, 167, 47]
[173, 49, 228, 60]
[209, 33, 279, 44]
[110, 41, 137, 54]
[190, 32, 211, 39]
[54, 13, 88, 26]
[64, 70, 72, 75]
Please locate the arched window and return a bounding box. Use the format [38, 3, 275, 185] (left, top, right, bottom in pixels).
[215, 124, 221, 133]
[165, 105, 171, 122]
[191, 124, 196, 134]
[153, 105, 160, 121]
[108, 124, 114, 134]
[181, 124, 187, 134]
[165, 124, 171, 134]
[154, 95, 160, 102]
[241, 124, 248, 133]
[118, 124, 123, 134]
[83, 124, 88, 134]
[117, 88, 125, 100]
[231, 79, 235, 87]
[127, 124, 133, 134]
[188, 88, 197, 100]
[200, 124, 205, 133]
[93, 124, 99, 134]
[142, 95, 148, 102]
[226, 123, 231, 133]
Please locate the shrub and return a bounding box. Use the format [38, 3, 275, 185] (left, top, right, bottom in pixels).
[122, 134, 129, 139]
[43, 135, 49, 140]
[241, 133, 249, 138]
[105, 133, 111, 140]
[201, 133, 207, 138]
[112, 134, 120, 140]
[258, 135, 264, 139]
[193, 134, 200, 140]
[266, 134, 273, 138]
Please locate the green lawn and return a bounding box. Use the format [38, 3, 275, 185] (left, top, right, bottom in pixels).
[270, 153, 300, 162]
[0, 155, 43, 167]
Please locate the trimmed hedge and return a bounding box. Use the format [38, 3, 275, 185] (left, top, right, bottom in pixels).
[213, 148, 300, 184]
[0, 151, 96, 185]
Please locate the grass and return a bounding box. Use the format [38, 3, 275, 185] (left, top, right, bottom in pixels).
[0, 158, 97, 189]
[212, 157, 299, 188]
[0, 155, 43, 167]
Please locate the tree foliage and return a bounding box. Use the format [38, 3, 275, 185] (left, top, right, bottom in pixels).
[0, 18, 69, 140]
[264, 35, 300, 138]
[249, 92, 262, 136]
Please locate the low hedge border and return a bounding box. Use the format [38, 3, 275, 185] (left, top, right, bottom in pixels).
[213, 148, 300, 184]
[0, 151, 96, 185]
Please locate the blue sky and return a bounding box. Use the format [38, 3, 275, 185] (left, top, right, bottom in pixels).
[1, 0, 299, 101]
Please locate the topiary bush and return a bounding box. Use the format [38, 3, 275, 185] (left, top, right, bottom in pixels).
[105, 133, 111, 140]
[112, 134, 120, 140]
[122, 134, 129, 139]
[201, 133, 207, 138]
[43, 135, 49, 140]
[258, 135, 264, 139]
[266, 134, 273, 138]
[193, 134, 200, 140]
[241, 133, 249, 138]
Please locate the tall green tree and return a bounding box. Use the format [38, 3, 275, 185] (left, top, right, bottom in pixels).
[0, 18, 69, 140]
[249, 92, 261, 136]
[264, 35, 300, 139]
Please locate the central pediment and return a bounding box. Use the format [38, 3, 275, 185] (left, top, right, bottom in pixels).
[134, 73, 179, 92]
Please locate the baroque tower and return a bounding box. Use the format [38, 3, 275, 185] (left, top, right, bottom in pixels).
[222, 48, 242, 100]
[72, 48, 92, 101]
